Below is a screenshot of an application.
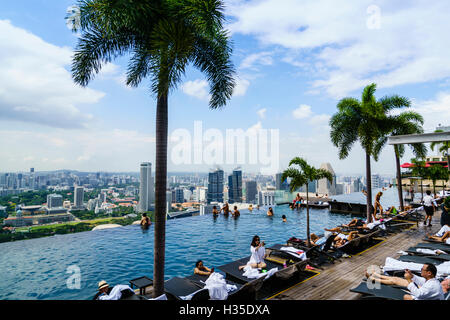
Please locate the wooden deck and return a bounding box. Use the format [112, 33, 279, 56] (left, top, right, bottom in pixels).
[269, 213, 443, 300]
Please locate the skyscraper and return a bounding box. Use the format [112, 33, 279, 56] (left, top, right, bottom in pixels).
[275, 173, 289, 190]
[47, 194, 63, 208]
[228, 169, 242, 203]
[245, 181, 257, 203]
[74, 186, 84, 208]
[207, 169, 224, 204]
[139, 162, 154, 213]
[317, 163, 337, 196]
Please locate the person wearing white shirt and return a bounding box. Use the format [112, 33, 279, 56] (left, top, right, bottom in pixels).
[239, 235, 266, 270]
[422, 190, 437, 227]
[403, 263, 444, 300]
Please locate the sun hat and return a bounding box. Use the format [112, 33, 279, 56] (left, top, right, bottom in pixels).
[98, 280, 109, 291]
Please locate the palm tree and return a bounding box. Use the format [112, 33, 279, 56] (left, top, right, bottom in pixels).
[431, 129, 450, 171]
[70, 0, 235, 297]
[282, 157, 332, 247]
[373, 111, 427, 211]
[330, 83, 407, 222]
[425, 164, 449, 195]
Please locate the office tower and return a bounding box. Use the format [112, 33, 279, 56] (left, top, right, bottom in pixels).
[175, 188, 184, 203]
[275, 173, 289, 190]
[228, 169, 242, 203]
[207, 169, 224, 203]
[47, 194, 63, 208]
[371, 174, 382, 189]
[74, 186, 84, 208]
[138, 162, 154, 213]
[317, 163, 337, 196]
[245, 181, 257, 203]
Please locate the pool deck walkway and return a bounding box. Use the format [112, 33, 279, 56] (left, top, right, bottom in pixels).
[270, 212, 442, 300]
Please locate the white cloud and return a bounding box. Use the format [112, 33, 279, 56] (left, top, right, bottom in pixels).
[292, 104, 313, 119]
[181, 79, 210, 101]
[0, 20, 105, 128]
[233, 77, 250, 97]
[239, 51, 273, 70]
[411, 92, 450, 132]
[257, 108, 267, 119]
[227, 0, 450, 98]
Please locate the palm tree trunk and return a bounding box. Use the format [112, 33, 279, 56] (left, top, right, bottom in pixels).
[153, 92, 168, 298]
[306, 183, 310, 247]
[394, 146, 404, 211]
[365, 152, 373, 223]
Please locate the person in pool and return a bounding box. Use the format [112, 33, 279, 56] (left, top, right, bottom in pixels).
[248, 204, 253, 212]
[232, 206, 240, 217]
[267, 207, 274, 216]
[221, 202, 230, 216]
[282, 215, 287, 222]
[239, 235, 267, 271]
[212, 205, 219, 216]
[194, 260, 214, 276]
[140, 213, 151, 228]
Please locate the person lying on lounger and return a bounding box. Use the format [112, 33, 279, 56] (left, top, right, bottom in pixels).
[427, 224, 450, 244]
[342, 218, 367, 228]
[194, 260, 214, 276]
[239, 235, 267, 270]
[403, 264, 444, 300]
[365, 269, 450, 296]
[333, 231, 359, 248]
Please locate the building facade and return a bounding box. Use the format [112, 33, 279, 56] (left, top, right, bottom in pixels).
[207, 169, 224, 204]
[138, 162, 154, 213]
[228, 169, 242, 204]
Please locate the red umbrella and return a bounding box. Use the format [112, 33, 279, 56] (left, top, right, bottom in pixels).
[400, 162, 414, 168]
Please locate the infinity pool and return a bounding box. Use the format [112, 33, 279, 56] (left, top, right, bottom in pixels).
[0, 188, 400, 300]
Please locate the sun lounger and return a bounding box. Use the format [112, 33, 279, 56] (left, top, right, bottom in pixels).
[397, 255, 444, 265]
[414, 242, 450, 252]
[333, 230, 381, 255]
[163, 276, 208, 300]
[350, 282, 408, 300]
[404, 247, 450, 261]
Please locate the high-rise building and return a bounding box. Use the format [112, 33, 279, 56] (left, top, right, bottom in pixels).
[74, 186, 84, 208]
[275, 173, 289, 190]
[371, 174, 382, 189]
[245, 181, 258, 203]
[317, 163, 337, 196]
[47, 194, 63, 208]
[175, 188, 184, 203]
[228, 169, 242, 203]
[207, 169, 224, 204]
[138, 162, 154, 213]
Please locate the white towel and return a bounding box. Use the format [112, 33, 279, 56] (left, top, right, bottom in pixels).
[203, 272, 237, 300]
[242, 265, 278, 279]
[383, 257, 450, 277]
[416, 248, 445, 255]
[280, 247, 307, 260]
[148, 294, 168, 300]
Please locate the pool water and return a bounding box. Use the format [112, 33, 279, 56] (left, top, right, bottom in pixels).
[0, 188, 401, 300]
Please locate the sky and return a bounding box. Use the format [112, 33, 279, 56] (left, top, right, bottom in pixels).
[0, 0, 449, 176]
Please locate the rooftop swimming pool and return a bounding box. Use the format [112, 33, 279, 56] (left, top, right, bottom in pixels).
[0, 188, 401, 300]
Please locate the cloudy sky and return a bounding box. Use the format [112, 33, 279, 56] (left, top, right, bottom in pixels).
[0, 0, 449, 175]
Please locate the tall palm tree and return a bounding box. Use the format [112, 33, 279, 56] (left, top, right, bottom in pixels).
[431, 129, 450, 172]
[330, 83, 406, 222]
[282, 157, 332, 247]
[373, 111, 427, 211]
[70, 0, 235, 297]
